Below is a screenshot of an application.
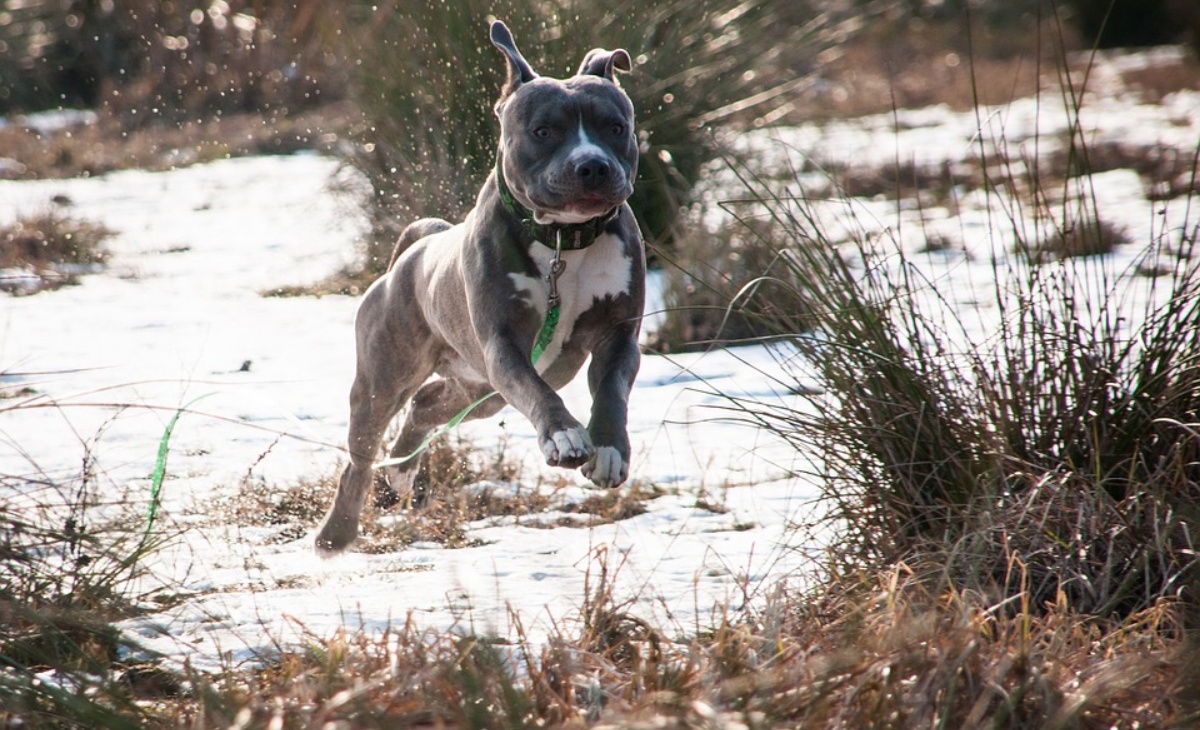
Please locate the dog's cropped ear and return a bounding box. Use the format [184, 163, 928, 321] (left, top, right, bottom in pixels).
[490, 20, 537, 99]
[577, 48, 632, 83]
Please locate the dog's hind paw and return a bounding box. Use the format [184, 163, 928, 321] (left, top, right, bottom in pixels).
[314, 531, 353, 558]
[542, 426, 594, 469]
[314, 515, 359, 557]
[582, 446, 628, 488]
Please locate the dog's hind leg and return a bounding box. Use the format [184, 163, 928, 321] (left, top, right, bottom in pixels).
[315, 366, 416, 555]
[380, 378, 506, 507]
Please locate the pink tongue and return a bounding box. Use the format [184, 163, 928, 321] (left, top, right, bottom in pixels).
[569, 198, 607, 214]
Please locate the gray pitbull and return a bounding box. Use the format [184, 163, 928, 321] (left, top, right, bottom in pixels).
[315, 20, 644, 554]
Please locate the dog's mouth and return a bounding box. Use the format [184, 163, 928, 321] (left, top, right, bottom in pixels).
[534, 197, 618, 225]
[567, 194, 616, 214]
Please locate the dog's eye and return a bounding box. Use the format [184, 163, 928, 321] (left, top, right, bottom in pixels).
[611, 123, 626, 137]
[533, 126, 551, 139]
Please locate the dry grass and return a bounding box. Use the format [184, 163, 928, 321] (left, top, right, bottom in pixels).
[789, 13, 1194, 123]
[708, 145, 1200, 618]
[1022, 212, 1131, 261]
[0, 102, 357, 181]
[0, 209, 111, 269]
[638, 28, 1200, 721]
[714, 569, 1191, 728]
[793, 19, 1054, 122]
[10, 552, 1186, 729]
[1119, 51, 1200, 100]
[1, 474, 177, 727]
[214, 474, 336, 544]
[1041, 137, 1200, 201]
[174, 402, 1197, 728]
[213, 435, 660, 553]
[0, 208, 113, 294]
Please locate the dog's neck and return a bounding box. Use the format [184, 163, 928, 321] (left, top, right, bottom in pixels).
[494, 164, 617, 251]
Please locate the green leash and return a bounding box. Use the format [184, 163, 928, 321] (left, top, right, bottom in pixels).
[373, 232, 567, 470]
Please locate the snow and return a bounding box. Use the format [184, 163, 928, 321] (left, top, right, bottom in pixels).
[748, 88, 1200, 175]
[0, 108, 98, 134]
[2, 46, 1196, 672]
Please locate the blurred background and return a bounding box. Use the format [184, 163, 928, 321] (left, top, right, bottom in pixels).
[2, 0, 1198, 268]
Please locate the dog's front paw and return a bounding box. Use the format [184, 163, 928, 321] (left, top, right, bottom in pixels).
[541, 426, 594, 469]
[582, 446, 628, 488]
[376, 464, 418, 510]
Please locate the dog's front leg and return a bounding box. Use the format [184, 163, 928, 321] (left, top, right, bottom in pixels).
[582, 329, 640, 488]
[482, 332, 595, 468]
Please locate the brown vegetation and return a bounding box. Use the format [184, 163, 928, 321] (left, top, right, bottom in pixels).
[0, 208, 112, 293]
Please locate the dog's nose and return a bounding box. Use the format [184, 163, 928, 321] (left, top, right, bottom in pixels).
[575, 157, 611, 187]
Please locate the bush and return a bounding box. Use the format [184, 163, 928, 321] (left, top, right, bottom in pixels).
[0, 0, 345, 125]
[707, 91, 1200, 620]
[338, 0, 873, 270]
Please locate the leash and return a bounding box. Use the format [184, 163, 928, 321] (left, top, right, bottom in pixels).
[373, 231, 566, 470]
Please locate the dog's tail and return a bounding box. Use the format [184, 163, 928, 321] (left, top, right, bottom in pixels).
[388, 218, 453, 270]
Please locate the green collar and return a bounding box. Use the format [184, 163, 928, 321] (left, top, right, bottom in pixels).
[495, 167, 617, 250]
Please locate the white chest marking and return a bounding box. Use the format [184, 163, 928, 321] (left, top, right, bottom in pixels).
[506, 233, 631, 372]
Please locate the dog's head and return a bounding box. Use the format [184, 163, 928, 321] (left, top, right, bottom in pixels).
[490, 20, 638, 227]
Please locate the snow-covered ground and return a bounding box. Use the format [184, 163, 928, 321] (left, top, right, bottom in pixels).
[0, 154, 817, 672]
[1, 47, 1197, 672]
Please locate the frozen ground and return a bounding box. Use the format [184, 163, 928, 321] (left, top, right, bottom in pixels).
[2, 47, 1197, 672]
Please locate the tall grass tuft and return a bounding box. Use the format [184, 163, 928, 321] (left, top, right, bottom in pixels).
[707, 111, 1200, 621]
[1, 479, 174, 726]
